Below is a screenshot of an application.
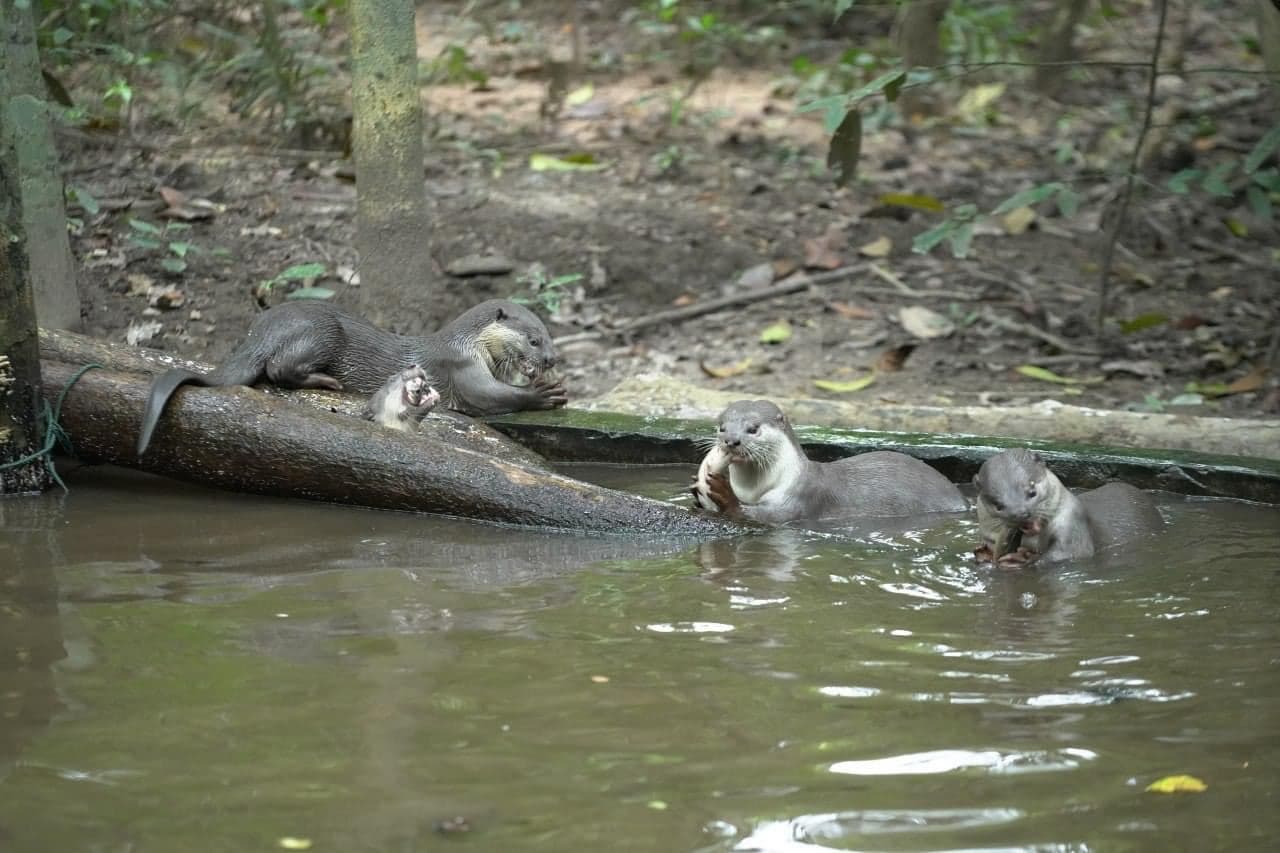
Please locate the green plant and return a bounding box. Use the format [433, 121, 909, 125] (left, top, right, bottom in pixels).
[423, 44, 488, 86]
[258, 262, 331, 299]
[512, 269, 583, 315]
[127, 218, 205, 274]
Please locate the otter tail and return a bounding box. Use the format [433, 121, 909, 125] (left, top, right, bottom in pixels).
[136, 358, 262, 457]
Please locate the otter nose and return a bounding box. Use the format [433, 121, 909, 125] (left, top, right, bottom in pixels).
[723, 436, 741, 448]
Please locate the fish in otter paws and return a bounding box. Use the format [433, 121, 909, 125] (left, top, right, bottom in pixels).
[362, 366, 442, 433]
[690, 444, 733, 512]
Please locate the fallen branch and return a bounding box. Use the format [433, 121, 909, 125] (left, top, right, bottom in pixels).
[40, 359, 749, 536]
[982, 309, 1101, 356]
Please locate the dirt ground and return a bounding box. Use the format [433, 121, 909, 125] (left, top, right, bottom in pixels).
[61, 2, 1279, 421]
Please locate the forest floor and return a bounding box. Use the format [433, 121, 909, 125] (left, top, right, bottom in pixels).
[60, 1, 1279, 423]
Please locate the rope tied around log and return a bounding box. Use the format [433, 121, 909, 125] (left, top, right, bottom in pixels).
[0, 363, 103, 491]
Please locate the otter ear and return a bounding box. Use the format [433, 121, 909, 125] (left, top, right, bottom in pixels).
[495, 306, 508, 321]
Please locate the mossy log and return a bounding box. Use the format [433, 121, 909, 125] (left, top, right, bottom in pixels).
[39, 360, 748, 536]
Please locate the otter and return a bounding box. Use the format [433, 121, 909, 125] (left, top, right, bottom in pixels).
[136, 298, 566, 455]
[362, 365, 442, 433]
[691, 399, 967, 523]
[973, 448, 1164, 565]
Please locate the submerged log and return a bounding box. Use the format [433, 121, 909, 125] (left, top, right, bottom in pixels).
[40, 360, 748, 536]
[38, 326, 546, 469]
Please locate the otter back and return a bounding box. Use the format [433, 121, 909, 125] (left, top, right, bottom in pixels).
[1080, 482, 1164, 550]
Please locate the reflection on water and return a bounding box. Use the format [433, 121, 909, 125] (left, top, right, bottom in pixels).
[0, 466, 1278, 852]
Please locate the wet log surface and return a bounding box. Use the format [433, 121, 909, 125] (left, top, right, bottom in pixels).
[39, 326, 546, 469]
[39, 360, 749, 536]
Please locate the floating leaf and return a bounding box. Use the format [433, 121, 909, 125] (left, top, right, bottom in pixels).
[529, 152, 608, 172]
[700, 358, 752, 379]
[826, 108, 862, 187]
[286, 287, 336, 300]
[1016, 365, 1103, 385]
[857, 236, 892, 258]
[1119, 313, 1168, 334]
[565, 83, 594, 107]
[1145, 774, 1207, 794]
[814, 374, 876, 393]
[278, 839, 313, 850]
[647, 800, 669, 811]
[878, 192, 944, 212]
[759, 321, 792, 344]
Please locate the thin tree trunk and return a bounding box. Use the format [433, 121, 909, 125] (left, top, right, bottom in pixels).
[1034, 0, 1090, 95]
[349, 0, 434, 327]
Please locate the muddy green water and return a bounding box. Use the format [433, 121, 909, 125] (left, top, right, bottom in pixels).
[1, 464, 1278, 852]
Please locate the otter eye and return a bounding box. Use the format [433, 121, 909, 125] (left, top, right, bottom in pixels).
[1026, 485, 1037, 499]
[992, 500, 1005, 512]
[529, 337, 541, 347]
[747, 425, 759, 435]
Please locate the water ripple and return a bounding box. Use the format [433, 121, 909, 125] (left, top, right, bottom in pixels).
[828, 747, 1096, 776]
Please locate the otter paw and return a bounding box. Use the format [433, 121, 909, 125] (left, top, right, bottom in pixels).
[706, 472, 741, 514]
[532, 377, 568, 408]
[973, 544, 996, 563]
[996, 547, 1035, 568]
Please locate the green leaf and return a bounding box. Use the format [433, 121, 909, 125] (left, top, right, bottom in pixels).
[991, 182, 1062, 216]
[160, 257, 188, 274]
[953, 203, 979, 220]
[1246, 184, 1272, 220]
[845, 69, 907, 107]
[565, 83, 594, 107]
[912, 221, 953, 255]
[1016, 365, 1104, 385]
[813, 374, 875, 393]
[1201, 161, 1235, 197]
[168, 241, 192, 258]
[759, 321, 792, 344]
[947, 222, 974, 259]
[286, 287, 336, 300]
[884, 72, 905, 103]
[278, 263, 326, 281]
[529, 152, 609, 172]
[129, 236, 161, 250]
[129, 218, 162, 235]
[68, 185, 100, 215]
[1055, 186, 1080, 218]
[1145, 774, 1208, 794]
[1167, 168, 1202, 194]
[878, 192, 944, 212]
[826, 109, 862, 187]
[1119, 312, 1168, 334]
[1168, 392, 1204, 406]
[833, 0, 857, 22]
[1244, 123, 1280, 174]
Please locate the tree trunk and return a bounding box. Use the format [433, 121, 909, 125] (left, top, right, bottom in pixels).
[349, 0, 434, 327]
[0, 93, 53, 496]
[37, 326, 549, 469]
[1034, 0, 1090, 95]
[1259, 0, 1280, 110]
[0, 1, 80, 331]
[894, 0, 950, 116]
[39, 360, 746, 536]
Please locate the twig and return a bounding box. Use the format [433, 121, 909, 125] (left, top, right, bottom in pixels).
[1189, 237, 1274, 270]
[1096, 0, 1170, 337]
[553, 265, 869, 345]
[866, 263, 980, 300]
[983, 309, 1101, 356]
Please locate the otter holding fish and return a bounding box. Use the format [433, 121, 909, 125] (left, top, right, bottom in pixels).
[137, 299, 566, 455]
[691, 399, 967, 523]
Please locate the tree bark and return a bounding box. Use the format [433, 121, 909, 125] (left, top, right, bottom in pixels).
[349, 0, 434, 326]
[1259, 0, 1280, 110]
[0, 1, 80, 331]
[1034, 0, 1090, 95]
[37, 326, 548, 469]
[39, 360, 746, 536]
[0, 92, 53, 495]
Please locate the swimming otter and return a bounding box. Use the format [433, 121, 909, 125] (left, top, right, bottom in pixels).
[973, 448, 1164, 565]
[136, 298, 566, 455]
[362, 365, 442, 433]
[692, 399, 967, 523]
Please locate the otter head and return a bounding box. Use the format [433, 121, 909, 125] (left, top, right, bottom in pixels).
[716, 400, 794, 466]
[470, 300, 558, 382]
[400, 365, 440, 410]
[974, 449, 1050, 534]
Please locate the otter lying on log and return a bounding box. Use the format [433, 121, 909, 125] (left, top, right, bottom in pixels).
[692, 399, 967, 523]
[363, 366, 441, 433]
[973, 448, 1164, 565]
[137, 299, 567, 455]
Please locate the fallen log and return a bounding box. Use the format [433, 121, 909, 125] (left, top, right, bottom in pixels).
[38, 326, 546, 468]
[39, 360, 749, 536]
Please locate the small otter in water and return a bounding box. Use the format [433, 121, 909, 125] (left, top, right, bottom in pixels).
[362, 365, 442, 433]
[137, 299, 566, 455]
[691, 399, 967, 523]
[973, 448, 1164, 565]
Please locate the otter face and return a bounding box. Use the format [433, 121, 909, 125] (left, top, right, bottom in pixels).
[489, 303, 558, 380]
[400, 366, 440, 410]
[974, 449, 1049, 532]
[716, 400, 788, 464]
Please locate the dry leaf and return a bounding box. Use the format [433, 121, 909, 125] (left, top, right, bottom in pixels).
[1002, 206, 1037, 235]
[813, 374, 876, 393]
[771, 258, 800, 279]
[672, 293, 696, 307]
[700, 358, 752, 379]
[1015, 365, 1104, 385]
[760, 321, 793, 344]
[858, 236, 893, 258]
[802, 224, 846, 270]
[737, 262, 775, 290]
[876, 343, 917, 372]
[828, 301, 875, 320]
[899, 305, 955, 339]
[1222, 366, 1268, 396]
